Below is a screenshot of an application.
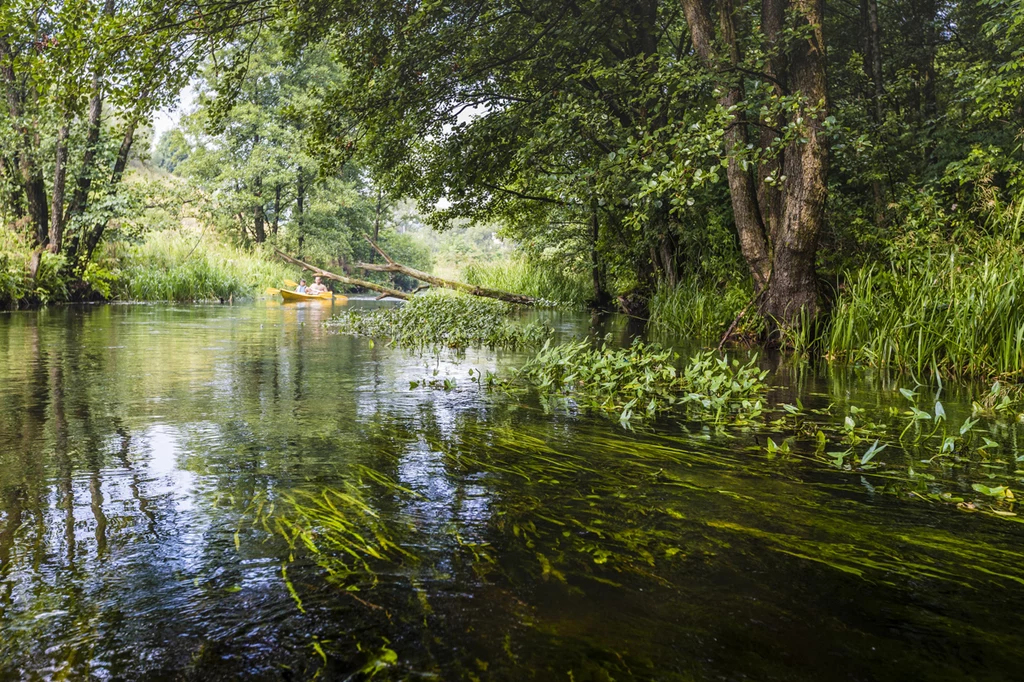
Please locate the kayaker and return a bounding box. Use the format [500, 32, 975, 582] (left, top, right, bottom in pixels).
[307, 276, 327, 295]
[296, 279, 308, 293]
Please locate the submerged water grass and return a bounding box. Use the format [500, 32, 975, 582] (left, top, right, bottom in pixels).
[329, 290, 553, 349]
[111, 231, 293, 302]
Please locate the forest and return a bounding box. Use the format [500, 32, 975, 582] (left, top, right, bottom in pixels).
[0, 0, 1021, 375]
[4, 2, 1024, 679]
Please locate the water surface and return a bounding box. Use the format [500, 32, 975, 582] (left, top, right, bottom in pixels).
[1, 301, 1023, 680]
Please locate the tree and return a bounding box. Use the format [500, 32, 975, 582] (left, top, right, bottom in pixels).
[0, 0, 199, 274]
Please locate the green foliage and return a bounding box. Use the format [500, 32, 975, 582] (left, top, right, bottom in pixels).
[0, 231, 69, 308]
[509, 339, 768, 426]
[648, 278, 756, 341]
[463, 255, 591, 306]
[824, 239, 1024, 380]
[152, 129, 191, 173]
[112, 230, 293, 302]
[328, 290, 552, 349]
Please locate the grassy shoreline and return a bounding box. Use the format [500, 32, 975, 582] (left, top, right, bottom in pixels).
[2, 230, 297, 308]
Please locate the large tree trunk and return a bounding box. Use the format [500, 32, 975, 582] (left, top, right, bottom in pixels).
[80, 119, 137, 265]
[296, 168, 305, 256]
[681, 0, 772, 291]
[761, 0, 829, 326]
[48, 121, 70, 254]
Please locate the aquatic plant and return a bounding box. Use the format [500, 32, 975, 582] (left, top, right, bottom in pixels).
[329, 290, 553, 349]
[648, 277, 758, 342]
[462, 256, 591, 306]
[824, 247, 1024, 380]
[505, 339, 768, 425]
[111, 230, 294, 302]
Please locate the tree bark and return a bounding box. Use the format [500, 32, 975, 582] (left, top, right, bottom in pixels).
[48, 121, 70, 253]
[761, 0, 829, 326]
[681, 0, 771, 291]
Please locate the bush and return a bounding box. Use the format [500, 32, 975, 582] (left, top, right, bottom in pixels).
[0, 231, 69, 308]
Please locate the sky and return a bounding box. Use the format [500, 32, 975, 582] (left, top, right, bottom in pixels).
[150, 85, 195, 148]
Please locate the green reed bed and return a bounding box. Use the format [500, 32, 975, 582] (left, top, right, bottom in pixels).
[462, 256, 592, 306]
[329, 290, 552, 349]
[825, 249, 1024, 380]
[648, 277, 754, 341]
[112, 231, 293, 302]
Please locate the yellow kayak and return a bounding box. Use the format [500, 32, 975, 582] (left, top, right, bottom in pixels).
[279, 289, 348, 303]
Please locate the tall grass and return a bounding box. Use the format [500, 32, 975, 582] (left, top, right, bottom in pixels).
[112, 231, 294, 302]
[648, 277, 753, 341]
[462, 256, 592, 306]
[825, 249, 1024, 379]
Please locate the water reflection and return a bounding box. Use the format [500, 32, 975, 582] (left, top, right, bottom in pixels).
[0, 302, 1023, 679]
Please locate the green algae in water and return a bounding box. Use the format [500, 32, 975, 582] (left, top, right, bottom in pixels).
[2, 303, 1024, 680]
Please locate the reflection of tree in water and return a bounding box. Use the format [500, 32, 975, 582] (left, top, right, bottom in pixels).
[4, 306, 1024, 679]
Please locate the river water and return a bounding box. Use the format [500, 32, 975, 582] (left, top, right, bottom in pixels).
[1, 301, 1023, 680]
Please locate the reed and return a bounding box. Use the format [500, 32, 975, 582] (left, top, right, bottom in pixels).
[462, 256, 592, 306]
[824, 246, 1024, 380]
[112, 231, 293, 302]
[647, 277, 754, 341]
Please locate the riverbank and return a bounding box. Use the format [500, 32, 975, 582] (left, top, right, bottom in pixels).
[1, 230, 297, 308]
[649, 229, 1024, 381]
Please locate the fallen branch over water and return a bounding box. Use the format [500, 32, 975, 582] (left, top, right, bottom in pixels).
[273, 249, 410, 300]
[355, 235, 536, 305]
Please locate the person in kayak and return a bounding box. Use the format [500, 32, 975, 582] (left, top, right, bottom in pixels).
[296, 279, 308, 293]
[306, 276, 328, 295]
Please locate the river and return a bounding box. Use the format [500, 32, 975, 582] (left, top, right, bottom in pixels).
[1, 300, 1023, 680]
